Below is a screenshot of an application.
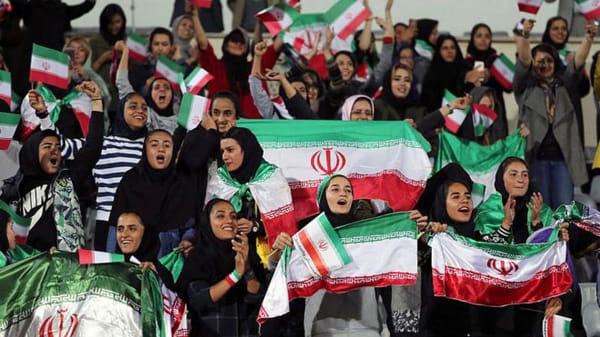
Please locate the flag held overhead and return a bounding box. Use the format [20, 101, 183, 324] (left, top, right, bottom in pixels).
[30, 44, 69, 89]
[256, 3, 301, 37]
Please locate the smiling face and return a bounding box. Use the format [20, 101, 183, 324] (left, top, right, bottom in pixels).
[177, 17, 194, 41]
[325, 176, 354, 215]
[503, 161, 529, 198]
[391, 67, 412, 99]
[145, 131, 173, 170]
[350, 99, 373, 121]
[221, 138, 243, 172]
[549, 19, 568, 45]
[533, 50, 555, 80]
[38, 135, 61, 175]
[67, 40, 88, 65]
[209, 201, 238, 240]
[473, 26, 491, 51]
[116, 213, 145, 255]
[445, 182, 473, 223]
[210, 97, 237, 133]
[335, 53, 354, 81]
[440, 38, 457, 63]
[150, 79, 173, 110]
[124, 94, 148, 130]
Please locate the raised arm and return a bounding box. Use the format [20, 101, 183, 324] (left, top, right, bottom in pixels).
[358, 1, 374, 52]
[516, 19, 535, 67]
[190, 3, 208, 51]
[114, 40, 135, 99]
[575, 22, 597, 70]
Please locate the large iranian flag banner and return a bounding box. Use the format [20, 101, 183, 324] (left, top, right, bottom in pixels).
[258, 212, 418, 323]
[238, 120, 432, 221]
[0, 251, 164, 337]
[436, 129, 526, 201]
[431, 232, 572, 306]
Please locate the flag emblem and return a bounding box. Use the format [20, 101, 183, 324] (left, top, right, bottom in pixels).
[310, 147, 346, 175]
[487, 259, 519, 276]
[42, 62, 51, 71]
[39, 309, 79, 337]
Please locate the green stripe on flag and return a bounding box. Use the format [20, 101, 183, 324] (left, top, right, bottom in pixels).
[497, 53, 515, 72]
[316, 213, 352, 265]
[323, 0, 354, 22]
[128, 31, 148, 45]
[238, 120, 431, 151]
[0, 112, 21, 125]
[32, 44, 69, 65]
[337, 212, 417, 243]
[157, 55, 184, 74]
[0, 199, 30, 228]
[0, 70, 10, 82]
[443, 231, 555, 259]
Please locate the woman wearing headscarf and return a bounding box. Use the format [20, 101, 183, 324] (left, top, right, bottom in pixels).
[463, 23, 510, 142]
[114, 39, 178, 133]
[340, 94, 375, 121]
[415, 163, 485, 337]
[206, 127, 296, 264]
[421, 34, 466, 113]
[89, 3, 127, 123]
[514, 19, 593, 209]
[177, 198, 265, 337]
[171, 13, 198, 71]
[542, 16, 590, 147]
[0, 200, 42, 267]
[474, 156, 582, 337]
[109, 130, 195, 257]
[1, 81, 104, 252]
[190, 5, 281, 119]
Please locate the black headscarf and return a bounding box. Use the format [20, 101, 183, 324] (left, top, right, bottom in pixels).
[421, 34, 465, 111]
[416, 19, 438, 47]
[416, 163, 477, 238]
[221, 127, 264, 184]
[99, 3, 127, 46]
[494, 157, 533, 244]
[18, 129, 60, 195]
[177, 199, 264, 298]
[333, 50, 358, 79]
[221, 29, 250, 95]
[114, 211, 160, 262]
[145, 77, 175, 117]
[380, 64, 418, 116]
[111, 93, 148, 140]
[0, 208, 9, 254]
[542, 16, 569, 51]
[316, 174, 355, 228]
[466, 23, 497, 64]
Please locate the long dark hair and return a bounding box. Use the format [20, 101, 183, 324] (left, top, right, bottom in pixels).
[99, 4, 126, 45]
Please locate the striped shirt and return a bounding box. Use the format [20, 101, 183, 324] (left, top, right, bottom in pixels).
[62, 135, 144, 221]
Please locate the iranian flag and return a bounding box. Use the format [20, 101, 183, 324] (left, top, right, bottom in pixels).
[184, 67, 214, 94]
[553, 201, 600, 238]
[543, 315, 573, 337]
[293, 213, 351, 277]
[287, 0, 300, 6]
[414, 39, 433, 60]
[518, 0, 544, 14]
[126, 32, 148, 63]
[431, 232, 572, 306]
[324, 0, 371, 40]
[30, 44, 69, 89]
[159, 251, 189, 337]
[0, 200, 30, 244]
[238, 119, 432, 221]
[0, 112, 19, 149]
[0, 251, 166, 337]
[10, 92, 21, 112]
[436, 129, 526, 201]
[78, 249, 125, 265]
[490, 53, 515, 90]
[0, 70, 10, 107]
[442, 90, 470, 133]
[155, 55, 184, 92]
[256, 3, 300, 37]
[283, 14, 327, 55]
[178, 93, 210, 130]
[258, 212, 418, 323]
[575, 0, 600, 20]
[191, 0, 212, 8]
[68, 92, 92, 136]
[472, 103, 497, 137]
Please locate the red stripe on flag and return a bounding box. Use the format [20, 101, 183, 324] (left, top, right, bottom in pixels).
[297, 229, 329, 276]
[337, 8, 371, 40]
[518, 3, 541, 14]
[445, 117, 462, 134]
[582, 7, 600, 20]
[288, 271, 417, 299]
[262, 206, 297, 247]
[432, 264, 572, 306]
[129, 51, 148, 63]
[0, 138, 11, 150]
[547, 316, 555, 337]
[30, 70, 68, 90]
[74, 111, 91, 137]
[189, 75, 214, 95]
[0, 93, 10, 107]
[490, 67, 512, 90]
[78, 249, 93, 264]
[290, 172, 425, 221]
[15, 235, 27, 245]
